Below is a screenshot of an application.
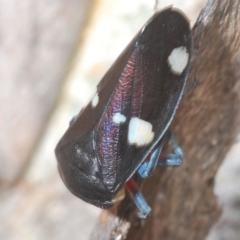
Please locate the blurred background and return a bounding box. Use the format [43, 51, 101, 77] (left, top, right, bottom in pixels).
[0, 0, 217, 239]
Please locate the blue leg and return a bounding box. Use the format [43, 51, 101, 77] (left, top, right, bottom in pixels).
[126, 178, 151, 218]
[138, 132, 183, 179]
[158, 134, 183, 167]
[131, 132, 182, 218]
[138, 139, 164, 178]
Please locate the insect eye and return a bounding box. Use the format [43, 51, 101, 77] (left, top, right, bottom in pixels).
[74, 144, 94, 169]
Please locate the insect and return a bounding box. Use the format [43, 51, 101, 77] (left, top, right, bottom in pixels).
[55, 7, 192, 218]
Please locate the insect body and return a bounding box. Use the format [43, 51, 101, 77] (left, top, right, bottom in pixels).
[55, 7, 192, 218]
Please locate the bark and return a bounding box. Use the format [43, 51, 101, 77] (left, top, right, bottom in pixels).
[90, 0, 240, 239]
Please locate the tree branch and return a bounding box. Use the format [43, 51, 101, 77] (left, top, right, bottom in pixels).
[90, 0, 240, 239]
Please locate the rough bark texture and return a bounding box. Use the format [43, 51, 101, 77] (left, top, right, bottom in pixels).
[90, 0, 240, 239]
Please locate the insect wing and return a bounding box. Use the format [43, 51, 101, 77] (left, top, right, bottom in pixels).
[55, 18, 142, 206]
[55, 7, 192, 206]
[95, 8, 192, 192]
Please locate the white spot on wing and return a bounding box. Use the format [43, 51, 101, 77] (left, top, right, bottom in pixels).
[167, 46, 189, 75]
[91, 93, 99, 108]
[113, 113, 126, 124]
[128, 117, 155, 147]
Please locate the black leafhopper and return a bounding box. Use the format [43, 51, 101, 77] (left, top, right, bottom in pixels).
[55, 7, 192, 218]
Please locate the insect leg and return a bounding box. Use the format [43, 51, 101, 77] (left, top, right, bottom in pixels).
[138, 131, 183, 178]
[126, 178, 151, 218]
[158, 134, 183, 167]
[137, 138, 165, 178]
